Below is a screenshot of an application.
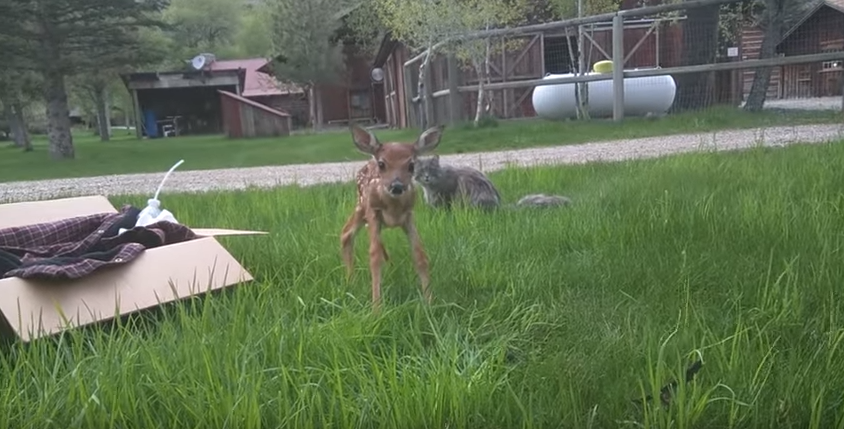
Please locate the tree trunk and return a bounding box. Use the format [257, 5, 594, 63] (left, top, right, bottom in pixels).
[3, 101, 22, 147]
[483, 37, 493, 116]
[473, 60, 485, 125]
[418, 50, 434, 130]
[577, 27, 590, 120]
[308, 85, 317, 131]
[744, 2, 786, 112]
[12, 102, 32, 152]
[124, 102, 131, 133]
[565, 30, 583, 120]
[105, 94, 112, 135]
[315, 85, 324, 131]
[43, 69, 75, 159]
[94, 85, 110, 142]
[671, 2, 720, 112]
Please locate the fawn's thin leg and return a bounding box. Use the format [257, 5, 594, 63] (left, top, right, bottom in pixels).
[402, 218, 432, 304]
[376, 222, 389, 262]
[366, 215, 386, 311]
[340, 207, 365, 278]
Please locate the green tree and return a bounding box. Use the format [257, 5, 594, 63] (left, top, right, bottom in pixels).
[338, 0, 386, 56]
[0, 71, 39, 152]
[373, 0, 465, 128]
[232, 5, 275, 58]
[0, 0, 168, 159]
[0, 64, 36, 152]
[0, 1, 36, 151]
[549, 0, 620, 18]
[268, 0, 356, 130]
[374, 0, 531, 127]
[138, 25, 187, 70]
[449, 0, 531, 125]
[69, 26, 169, 142]
[163, 0, 244, 59]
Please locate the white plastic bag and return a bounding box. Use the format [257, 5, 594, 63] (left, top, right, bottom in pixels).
[118, 159, 185, 235]
[136, 199, 179, 227]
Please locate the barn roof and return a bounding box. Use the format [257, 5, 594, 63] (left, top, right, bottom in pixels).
[780, 0, 844, 42]
[209, 58, 303, 97]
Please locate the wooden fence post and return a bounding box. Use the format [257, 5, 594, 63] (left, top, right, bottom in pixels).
[612, 14, 625, 122]
[447, 54, 463, 125]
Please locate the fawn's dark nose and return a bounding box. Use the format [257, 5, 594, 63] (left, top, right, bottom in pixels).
[388, 181, 405, 195]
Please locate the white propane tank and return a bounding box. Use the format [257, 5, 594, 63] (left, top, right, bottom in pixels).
[531, 72, 677, 120]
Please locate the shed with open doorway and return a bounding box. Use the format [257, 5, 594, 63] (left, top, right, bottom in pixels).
[121, 68, 246, 138]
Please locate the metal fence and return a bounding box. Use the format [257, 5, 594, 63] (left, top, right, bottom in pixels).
[394, 0, 844, 129]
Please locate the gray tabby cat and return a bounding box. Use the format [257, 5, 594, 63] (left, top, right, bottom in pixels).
[412, 155, 572, 210]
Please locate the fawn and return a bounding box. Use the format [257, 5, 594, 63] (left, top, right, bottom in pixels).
[340, 123, 444, 310]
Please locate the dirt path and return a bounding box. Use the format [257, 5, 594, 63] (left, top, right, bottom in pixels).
[2, 123, 843, 203]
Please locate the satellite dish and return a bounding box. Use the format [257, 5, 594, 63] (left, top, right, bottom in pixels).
[370, 67, 385, 83]
[189, 53, 216, 70]
[191, 55, 206, 70]
[199, 52, 216, 64]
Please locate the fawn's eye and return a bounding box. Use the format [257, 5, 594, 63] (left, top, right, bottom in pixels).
[377, 160, 386, 170]
[408, 162, 415, 173]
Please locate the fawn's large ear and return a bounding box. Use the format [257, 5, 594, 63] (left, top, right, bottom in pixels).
[350, 124, 381, 155]
[415, 125, 444, 154]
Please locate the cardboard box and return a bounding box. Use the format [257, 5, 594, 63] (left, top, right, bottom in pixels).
[0, 195, 266, 342]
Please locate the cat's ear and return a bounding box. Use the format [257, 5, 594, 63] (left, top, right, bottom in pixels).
[431, 154, 440, 165]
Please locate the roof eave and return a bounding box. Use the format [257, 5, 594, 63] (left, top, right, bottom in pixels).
[778, 1, 827, 45]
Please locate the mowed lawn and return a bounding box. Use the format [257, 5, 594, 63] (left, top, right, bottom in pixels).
[3, 139, 844, 427]
[0, 106, 840, 183]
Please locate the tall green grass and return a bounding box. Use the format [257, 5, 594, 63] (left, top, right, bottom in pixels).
[3, 140, 844, 427]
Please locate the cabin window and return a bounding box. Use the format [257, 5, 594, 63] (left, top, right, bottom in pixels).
[820, 41, 843, 71]
[822, 60, 842, 70]
[349, 89, 372, 120]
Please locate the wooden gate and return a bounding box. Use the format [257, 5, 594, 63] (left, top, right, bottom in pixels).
[574, 19, 670, 70]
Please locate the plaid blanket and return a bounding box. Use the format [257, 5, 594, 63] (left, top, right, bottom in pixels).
[0, 204, 197, 280]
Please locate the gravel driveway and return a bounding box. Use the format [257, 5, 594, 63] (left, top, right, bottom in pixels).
[745, 96, 843, 111]
[2, 123, 843, 203]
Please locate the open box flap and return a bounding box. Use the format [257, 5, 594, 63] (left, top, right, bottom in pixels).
[0, 196, 118, 229]
[0, 196, 266, 237]
[0, 237, 255, 342]
[192, 229, 268, 237]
